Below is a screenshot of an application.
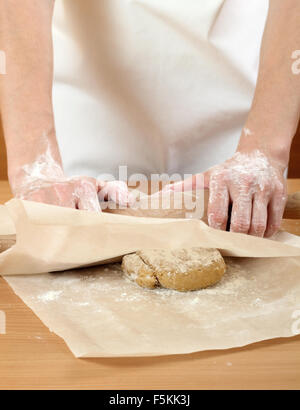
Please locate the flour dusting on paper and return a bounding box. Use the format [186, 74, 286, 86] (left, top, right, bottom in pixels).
[38, 290, 63, 302]
[4, 255, 300, 358]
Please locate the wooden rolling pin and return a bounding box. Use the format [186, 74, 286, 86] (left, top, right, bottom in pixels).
[103, 190, 300, 220]
[0, 191, 300, 253]
[282, 191, 300, 219]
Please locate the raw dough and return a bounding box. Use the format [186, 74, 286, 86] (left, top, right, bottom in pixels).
[0, 235, 16, 253]
[122, 248, 226, 292]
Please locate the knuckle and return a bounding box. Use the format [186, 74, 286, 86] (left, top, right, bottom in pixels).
[208, 192, 227, 206]
[210, 212, 227, 225]
[238, 173, 255, 188]
[209, 174, 224, 190]
[230, 220, 250, 233]
[252, 220, 266, 235]
[274, 180, 287, 196]
[208, 213, 227, 230]
[244, 174, 255, 185]
[276, 189, 287, 203]
[269, 222, 281, 232]
[265, 223, 280, 237]
[275, 184, 285, 196]
[275, 179, 285, 190]
[79, 180, 96, 192]
[212, 166, 227, 178]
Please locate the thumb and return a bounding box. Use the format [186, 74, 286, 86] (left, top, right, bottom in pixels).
[75, 181, 102, 212]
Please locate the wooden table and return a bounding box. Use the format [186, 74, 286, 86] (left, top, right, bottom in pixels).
[0, 179, 300, 390]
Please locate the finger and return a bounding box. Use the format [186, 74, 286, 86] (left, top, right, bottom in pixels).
[207, 175, 230, 230]
[229, 192, 252, 234]
[112, 181, 134, 206]
[162, 172, 209, 193]
[248, 193, 268, 237]
[75, 181, 101, 212]
[98, 181, 133, 207]
[265, 189, 287, 238]
[74, 176, 98, 191]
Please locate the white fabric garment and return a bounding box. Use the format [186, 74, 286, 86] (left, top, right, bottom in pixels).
[52, 0, 269, 179]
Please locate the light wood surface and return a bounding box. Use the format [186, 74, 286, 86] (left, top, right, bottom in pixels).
[0, 179, 300, 390]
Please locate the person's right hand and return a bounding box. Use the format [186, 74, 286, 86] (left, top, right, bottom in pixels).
[13, 176, 134, 212]
[15, 176, 102, 212]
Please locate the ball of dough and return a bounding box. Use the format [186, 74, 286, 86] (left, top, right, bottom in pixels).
[122, 248, 226, 292]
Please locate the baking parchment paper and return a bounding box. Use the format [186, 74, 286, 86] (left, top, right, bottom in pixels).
[2, 199, 300, 275]
[1, 199, 300, 357]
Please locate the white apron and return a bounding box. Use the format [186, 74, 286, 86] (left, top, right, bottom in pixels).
[52, 0, 269, 179]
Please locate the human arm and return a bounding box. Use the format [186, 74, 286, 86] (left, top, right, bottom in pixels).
[166, 0, 300, 237]
[0, 0, 130, 210]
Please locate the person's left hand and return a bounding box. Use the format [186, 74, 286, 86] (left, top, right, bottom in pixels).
[164, 150, 287, 237]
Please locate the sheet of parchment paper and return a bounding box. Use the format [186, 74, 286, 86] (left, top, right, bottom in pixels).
[1, 199, 300, 275]
[1, 198, 300, 357]
[0, 205, 15, 235]
[4, 256, 300, 357]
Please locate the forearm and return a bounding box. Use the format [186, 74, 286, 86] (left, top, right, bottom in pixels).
[237, 0, 300, 169]
[0, 0, 62, 191]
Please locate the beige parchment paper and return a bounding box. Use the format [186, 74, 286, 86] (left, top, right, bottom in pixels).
[1, 199, 300, 357]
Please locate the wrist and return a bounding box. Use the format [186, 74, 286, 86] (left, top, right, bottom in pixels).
[9, 155, 64, 196]
[237, 126, 292, 171]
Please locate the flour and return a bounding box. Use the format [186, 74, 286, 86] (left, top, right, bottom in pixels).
[5, 253, 300, 357]
[208, 149, 287, 235]
[243, 127, 253, 137]
[37, 290, 63, 302]
[14, 257, 281, 318]
[209, 150, 278, 199]
[13, 136, 102, 211]
[22, 144, 63, 182]
[97, 180, 134, 207]
[16, 138, 130, 211]
[68, 258, 253, 306]
[16, 132, 64, 198]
